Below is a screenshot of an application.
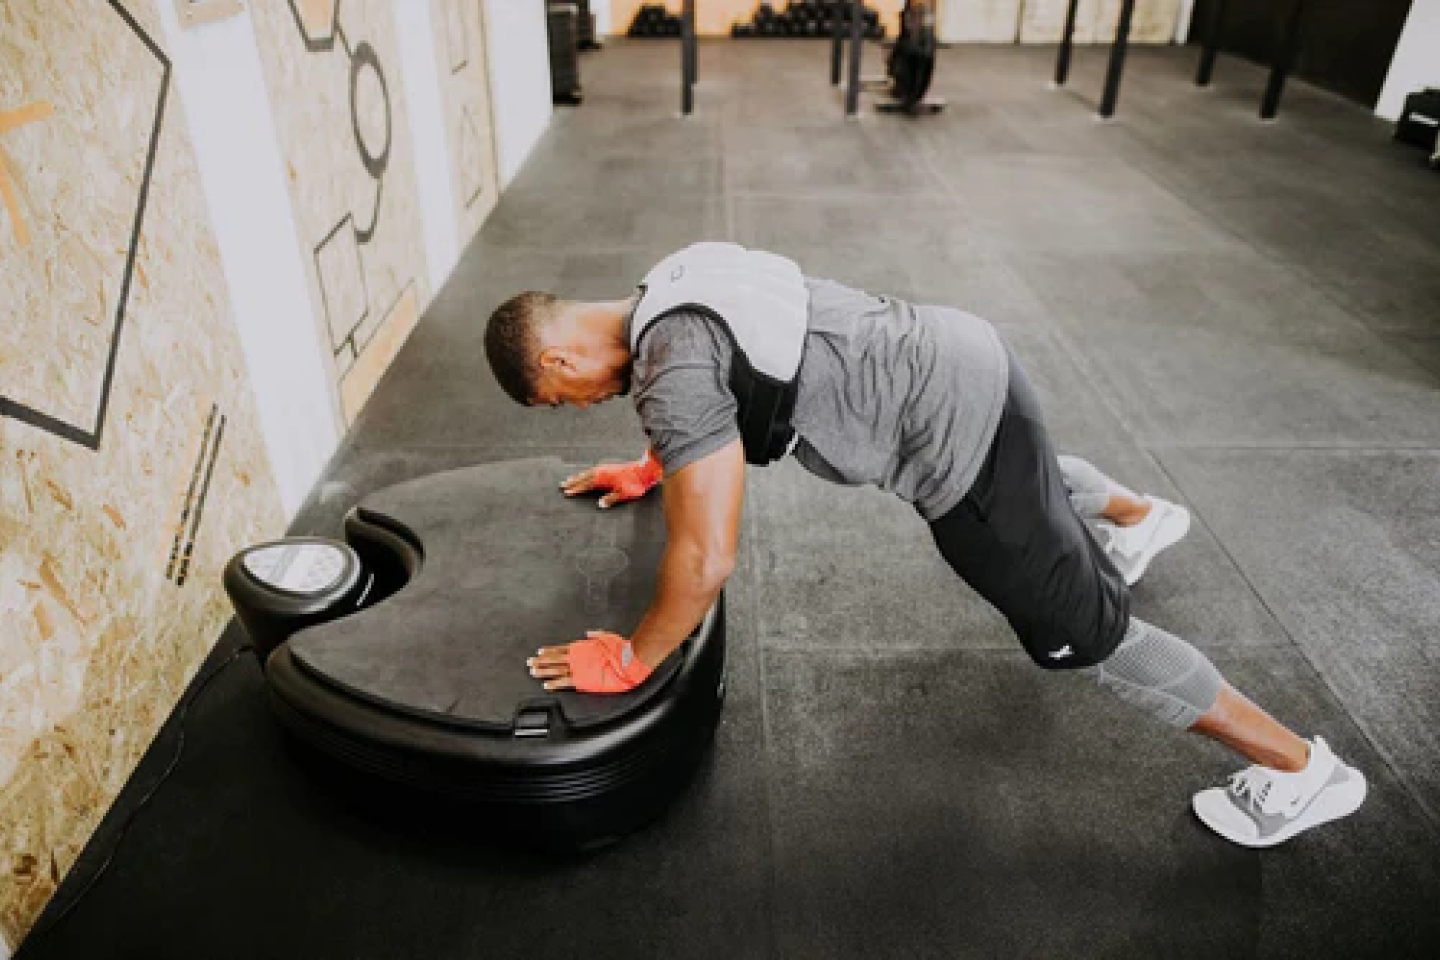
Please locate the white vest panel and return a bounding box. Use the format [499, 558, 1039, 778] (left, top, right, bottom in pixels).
[630, 242, 809, 382]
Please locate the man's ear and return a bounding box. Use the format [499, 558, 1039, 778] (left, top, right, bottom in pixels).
[537, 346, 568, 374]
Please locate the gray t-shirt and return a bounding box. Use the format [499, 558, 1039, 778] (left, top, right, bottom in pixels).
[628, 276, 1009, 521]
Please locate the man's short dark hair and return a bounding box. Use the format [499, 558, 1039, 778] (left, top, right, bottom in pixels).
[485, 292, 557, 405]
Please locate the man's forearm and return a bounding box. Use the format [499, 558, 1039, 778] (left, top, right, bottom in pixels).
[628, 540, 730, 668]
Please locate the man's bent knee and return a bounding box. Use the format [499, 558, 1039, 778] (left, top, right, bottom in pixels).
[1081, 618, 1224, 728]
[1016, 621, 1124, 671]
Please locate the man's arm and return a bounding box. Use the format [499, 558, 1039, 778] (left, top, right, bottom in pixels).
[629, 437, 745, 668]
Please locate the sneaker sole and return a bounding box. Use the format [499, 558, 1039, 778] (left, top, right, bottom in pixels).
[1121, 502, 1191, 586]
[1192, 768, 1368, 849]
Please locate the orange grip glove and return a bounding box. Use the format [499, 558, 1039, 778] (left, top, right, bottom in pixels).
[570, 449, 663, 509]
[564, 631, 654, 693]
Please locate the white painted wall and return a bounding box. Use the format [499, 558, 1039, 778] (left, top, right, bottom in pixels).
[395, 0, 460, 288]
[942, 0, 1185, 45]
[1175, 0, 1195, 44]
[483, 0, 553, 186]
[593, 0, 613, 36]
[941, 0, 1024, 43]
[156, 1, 341, 520]
[1377, 0, 1440, 120]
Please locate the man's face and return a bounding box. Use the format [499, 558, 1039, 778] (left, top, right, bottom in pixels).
[531, 350, 632, 409]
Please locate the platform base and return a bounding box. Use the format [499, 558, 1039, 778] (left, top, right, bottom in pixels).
[876, 96, 946, 116]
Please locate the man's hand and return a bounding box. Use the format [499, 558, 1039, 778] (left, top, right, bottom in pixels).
[538, 439, 744, 694]
[561, 449, 663, 509]
[527, 630, 655, 693]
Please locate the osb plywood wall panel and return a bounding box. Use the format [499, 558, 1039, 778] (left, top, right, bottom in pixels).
[435, 0, 500, 245]
[1020, 0, 1180, 44]
[249, 0, 431, 425]
[1128, 0, 1182, 44]
[0, 0, 285, 944]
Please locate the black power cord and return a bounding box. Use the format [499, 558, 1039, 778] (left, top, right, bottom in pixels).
[18, 643, 255, 956]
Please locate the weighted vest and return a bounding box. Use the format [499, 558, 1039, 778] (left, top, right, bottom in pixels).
[630, 243, 809, 466]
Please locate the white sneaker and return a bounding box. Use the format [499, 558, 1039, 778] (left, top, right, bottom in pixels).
[1192, 737, 1367, 848]
[1096, 496, 1191, 586]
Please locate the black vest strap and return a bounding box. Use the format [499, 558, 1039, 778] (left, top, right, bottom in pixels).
[728, 352, 796, 466]
[635, 307, 799, 467]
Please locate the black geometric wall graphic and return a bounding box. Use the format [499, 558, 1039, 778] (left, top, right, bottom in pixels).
[0, 0, 170, 451]
[166, 402, 226, 587]
[283, 0, 401, 367]
[314, 213, 371, 353]
[285, 0, 341, 53]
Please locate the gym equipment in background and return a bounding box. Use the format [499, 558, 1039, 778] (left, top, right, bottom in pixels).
[682, 0, 697, 116]
[223, 459, 728, 852]
[1055, 0, 1313, 123]
[629, 3, 683, 37]
[734, 1, 884, 42]
[547, 2, 584, 105]
[577, 0, 601, 51]
[623, 2, 696, 115]
[1052, 0, 1139, 119]
[1395, 89, 1440, 170]
[874, 0, 944, 115]
[1193, 0, 1310, 121]
[829, 0, 937, 118]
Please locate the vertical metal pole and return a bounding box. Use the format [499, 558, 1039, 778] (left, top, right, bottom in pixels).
[685, 0, 697, 84]
[1196, 0, 1228, 86]
[831, 0, 846, 85]
[681, 0, 694, 115]
[845, 0, 863, 117]
[1098, 0, 1136, 118]
[1054, 0, 1080, 87]
[1261, 0, 1305, 120]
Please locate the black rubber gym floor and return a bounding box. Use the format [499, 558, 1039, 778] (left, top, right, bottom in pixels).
[22, 40, 1440, 959]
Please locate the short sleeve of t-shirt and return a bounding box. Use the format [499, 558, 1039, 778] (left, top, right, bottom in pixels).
[630, 310, 740, 476]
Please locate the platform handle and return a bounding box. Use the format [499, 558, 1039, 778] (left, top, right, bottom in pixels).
[513, 700, 561, 738]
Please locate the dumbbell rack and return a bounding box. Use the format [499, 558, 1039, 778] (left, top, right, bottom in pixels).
[733, 1, 885, 41]
[628, 3, 683, 37]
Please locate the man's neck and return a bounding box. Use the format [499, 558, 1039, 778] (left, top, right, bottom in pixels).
[565, 300, 629, 342]
[595, 297, 638, 344]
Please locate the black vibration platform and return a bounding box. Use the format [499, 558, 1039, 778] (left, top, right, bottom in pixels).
[224, 458, 727, 852]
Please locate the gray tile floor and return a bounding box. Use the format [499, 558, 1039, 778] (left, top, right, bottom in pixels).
[29, 40, 1440, 960]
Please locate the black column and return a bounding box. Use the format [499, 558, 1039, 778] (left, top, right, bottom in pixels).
[1261, 0, 1306, 120]
[685, 0, 697, 84]
[1098, 0, 1136, 118]
[831, 0, 846, 85]
[1196, 0, 1229, 86]
[681, 0, 695, 115]
[845, 0, 864, 117]
[1054, 0, 1080, 87]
